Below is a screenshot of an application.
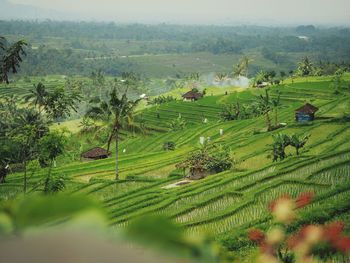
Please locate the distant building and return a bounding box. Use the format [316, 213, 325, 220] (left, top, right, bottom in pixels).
[295, 103, 319, 122]
[182, 90, 203, 101]
[81, 147, 111, 161]
[139, 94, 149, 100]
[254, 82, 270, 88]
[297, 36, 310, 41]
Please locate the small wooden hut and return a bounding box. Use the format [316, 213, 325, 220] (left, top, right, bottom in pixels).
[182, 91, 203, 101]
[295, 103, 319, 122]
[81, 147, 111, 161]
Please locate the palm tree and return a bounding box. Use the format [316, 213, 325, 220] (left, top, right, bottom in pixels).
[215, 73, 228, 83]
[90, 69, 105, 100]
[240, 56, 253, 77]
[39, 131, 66, 193]
[220, 102, 241, 121]
[297, 57, 313, 76]
[0, 36, 5, 51]
[233, 63, 244, 78]
[24, 82, 48, 113]
[257, 89, 272, 131]
[271, 91, 281, 127]
[0, 36, 27, 84]
[289, 134, 310, 155]
[86, 88, 140, 180]
[11, 109, 48, 193]
[233, 56, 253, 78]
[169, 115, 187, 131]
[272, 133, 291, 161]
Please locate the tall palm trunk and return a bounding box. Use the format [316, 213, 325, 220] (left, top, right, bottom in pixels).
[275, 108, 278, 127]
[115, 130, 119, 180]
[44, 160, 54, 193]
[23, 160, 27, 194]
[265, 112, 272, 131]
[107, 131, 114, 153]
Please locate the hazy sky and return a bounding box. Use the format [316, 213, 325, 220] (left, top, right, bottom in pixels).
[9, 0, 350, 25]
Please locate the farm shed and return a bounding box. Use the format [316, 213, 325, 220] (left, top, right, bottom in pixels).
[255, 82, 270, 88]
[295, 103, 319, 122]
[182, 91, 203, 101]
[81, 147, 111, 161]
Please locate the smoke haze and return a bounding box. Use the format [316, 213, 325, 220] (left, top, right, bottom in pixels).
[3, 0, 350, 25]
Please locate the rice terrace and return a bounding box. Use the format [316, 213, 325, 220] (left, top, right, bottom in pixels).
[1, 1, 350, 262]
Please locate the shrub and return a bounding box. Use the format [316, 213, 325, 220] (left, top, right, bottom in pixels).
[176, 144, 233, 177]
[271, 133, 309, 161]
[149, 95, 176, 105]
[163, 141, 176, 151]
[207, 146, 234, 173]
[169, 115, 186, 131]
[220, 102, 262, 122]
[126, 175, 138, 181]
[47, 175, 66, 194]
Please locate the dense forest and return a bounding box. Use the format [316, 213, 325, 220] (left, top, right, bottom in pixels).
[1, 20, 350, 77]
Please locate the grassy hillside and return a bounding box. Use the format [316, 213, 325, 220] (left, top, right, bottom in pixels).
[1, 76, 350, 260]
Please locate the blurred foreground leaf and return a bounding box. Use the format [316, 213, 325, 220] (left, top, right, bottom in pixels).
[1, 194, 105, 232]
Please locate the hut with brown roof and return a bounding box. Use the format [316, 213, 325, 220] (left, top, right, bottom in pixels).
[295, 103, 319, 122]
[182, 91, 203, 101]
[81, 147, 111, 161]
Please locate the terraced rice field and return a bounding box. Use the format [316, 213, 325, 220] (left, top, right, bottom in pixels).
[1, 76, 350, 253]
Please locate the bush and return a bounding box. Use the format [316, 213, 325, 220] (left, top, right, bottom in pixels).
[149, 95, 176, 105]
[163, 141, 176, 151]
[220, 102, 262, 122]
[47, 175, 66, 194]
[207, 146, 234, 173]
[169, 116, 186, 131]
[176, 144, 234, 176]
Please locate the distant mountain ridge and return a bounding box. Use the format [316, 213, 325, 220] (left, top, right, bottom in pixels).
[0, 0, 76, 21]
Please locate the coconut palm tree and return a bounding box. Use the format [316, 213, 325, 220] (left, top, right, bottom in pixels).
[233, 56, 253, 78]
[257, 89, 273, 131]
[240, 56, 253, 77]
[215, 72, 228, 84]
[90, 69, 105, 100]
[0, 36, 5, 50]
[11, 108, 48, 193]
[0, 36, 27, 84]
[271, 91, 282, 127]
[233, 63, 244, 78]
[24, 82, 48, 113]
[39, 131, 67, 193]
[85, 88, 140, 180]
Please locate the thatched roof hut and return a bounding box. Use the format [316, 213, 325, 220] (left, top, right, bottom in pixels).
[182, 91, 203, 101]
[295, 103, 319, 122]
[81, 147, 111, 161]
